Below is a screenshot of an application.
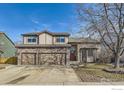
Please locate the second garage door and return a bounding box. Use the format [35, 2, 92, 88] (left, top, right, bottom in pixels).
[38, 53, 66, 65]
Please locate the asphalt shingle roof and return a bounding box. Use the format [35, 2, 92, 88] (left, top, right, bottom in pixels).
[21, 30, 70, 36]
[16, 44, 71, 48]
[68, 37, 100, 44]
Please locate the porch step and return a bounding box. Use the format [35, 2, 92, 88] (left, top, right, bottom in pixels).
[69, 61, 80, 64]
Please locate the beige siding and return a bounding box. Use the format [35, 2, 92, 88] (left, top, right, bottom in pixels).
[46, 34, 53, 44]
[53, 36, 68, 44]
[39, 33, 53, 44]
[39, 33, 45, 44]
[65, 37, 69, 44]
[23, 33, 69, 45]
[96, 44, 101, 58]
[23, 36, 38, 44]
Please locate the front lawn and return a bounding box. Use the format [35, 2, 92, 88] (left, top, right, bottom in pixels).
[74, 63, 124, 82]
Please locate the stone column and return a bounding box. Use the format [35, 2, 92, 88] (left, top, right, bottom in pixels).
[65, 48, 70, 65]
[77, 45, 80, 63]
[36, 48, 39, 65]
[80, 49, 82, 63]
[94, 49, 97, 62]
[86, 49, 88, 62]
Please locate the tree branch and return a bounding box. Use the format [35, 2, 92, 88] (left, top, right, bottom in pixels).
[103, 3, 119, 37]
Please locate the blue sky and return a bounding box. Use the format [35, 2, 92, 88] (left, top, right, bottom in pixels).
[0, 3, 79, 42]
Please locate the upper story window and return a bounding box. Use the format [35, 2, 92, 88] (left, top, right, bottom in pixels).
[56, 37, 65, 43]
[27, 37, 37, 43]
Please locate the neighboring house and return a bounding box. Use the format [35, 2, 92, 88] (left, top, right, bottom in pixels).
[0, 32, 16, 63]
[16, 30, 101, 65]
[0, 49, 3, 59]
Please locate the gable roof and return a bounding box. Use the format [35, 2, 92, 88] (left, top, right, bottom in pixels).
[0, 32, 15, 46]
[21, 30, 70, 36]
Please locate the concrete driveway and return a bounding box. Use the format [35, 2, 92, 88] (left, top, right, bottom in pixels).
[0, 65, 81, 85]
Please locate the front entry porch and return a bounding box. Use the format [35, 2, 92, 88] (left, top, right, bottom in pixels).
[69, 44, 98, 65]
[79, 48, 97, 63]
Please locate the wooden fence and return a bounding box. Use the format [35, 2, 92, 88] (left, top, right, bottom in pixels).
[0, 57, 17, 64]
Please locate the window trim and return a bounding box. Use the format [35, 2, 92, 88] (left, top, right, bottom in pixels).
[27, 37, 37, 43]
[56, 37, 65, 43]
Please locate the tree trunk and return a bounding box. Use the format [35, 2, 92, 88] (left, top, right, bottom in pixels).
[114, 53, 120, 69]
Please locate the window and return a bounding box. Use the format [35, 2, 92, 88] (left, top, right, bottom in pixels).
[88, 49, 93, 57]
[56, 38, 60, 42]
[27, 37, 37, 43]
[70, 46, 76, 54]
[56, 37, 65, 43]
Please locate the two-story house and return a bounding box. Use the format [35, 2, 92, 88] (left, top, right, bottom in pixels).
[16, 30, 101, 66]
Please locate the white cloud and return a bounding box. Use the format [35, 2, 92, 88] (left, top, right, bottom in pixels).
[31, 19, 39, 24]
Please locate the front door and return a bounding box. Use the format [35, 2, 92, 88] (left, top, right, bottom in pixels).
[70, 45, 77, 61]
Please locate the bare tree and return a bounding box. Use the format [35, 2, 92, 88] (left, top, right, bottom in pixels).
[77, 3, 124, 68]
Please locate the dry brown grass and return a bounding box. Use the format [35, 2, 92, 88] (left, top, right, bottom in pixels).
[74, 63, 124, 82]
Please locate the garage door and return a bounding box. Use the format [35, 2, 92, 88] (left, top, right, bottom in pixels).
[38, 53, 66, 65]
[21, 53, 36, 65]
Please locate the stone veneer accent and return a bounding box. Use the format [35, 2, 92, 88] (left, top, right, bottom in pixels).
[17, 47, 70, 66]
